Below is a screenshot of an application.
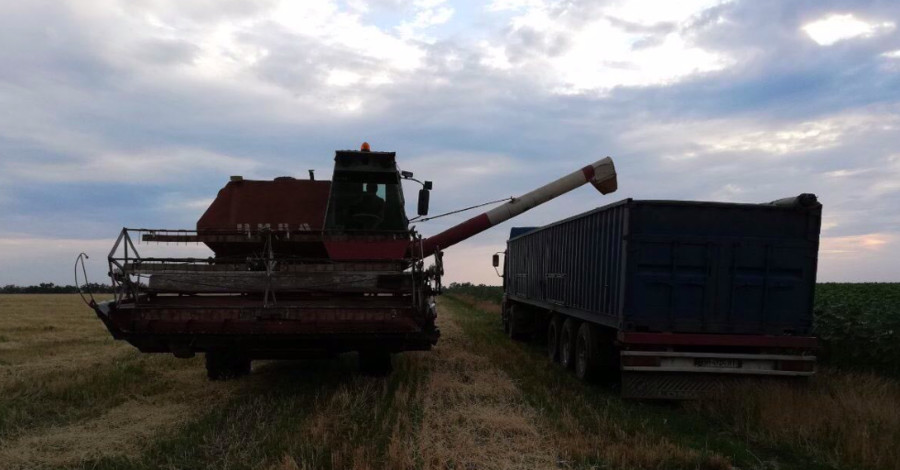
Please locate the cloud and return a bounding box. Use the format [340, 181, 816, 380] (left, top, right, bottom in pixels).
[818, 233, 899, 282]
[803, 14, 895, 46]
[2, 147, 260, 184]
[396, 0, 455, 40]
[480, 0, 733, 93]
[695, 112, 894, 156]
[821, 232, 891, 255]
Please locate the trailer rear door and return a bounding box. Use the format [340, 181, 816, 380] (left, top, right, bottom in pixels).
[624, 200, 820, 336]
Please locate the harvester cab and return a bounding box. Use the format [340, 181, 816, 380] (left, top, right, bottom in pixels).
[325, 148, 412, 232]
[84, 144, 616, 379]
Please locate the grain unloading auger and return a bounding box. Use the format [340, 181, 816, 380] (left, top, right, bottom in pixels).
[87, 145, 617, 379]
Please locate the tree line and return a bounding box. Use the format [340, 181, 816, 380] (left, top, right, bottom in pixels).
[0, 283, 116, 294]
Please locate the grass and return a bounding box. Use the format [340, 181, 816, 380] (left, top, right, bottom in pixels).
[691, 371, 900, 470]
[448, 291, 900, 470]
[1, 293, 898, 469]
[85, 356, 431, 470]
[0, 355, 163, 440]
[444, 296, 738, 470]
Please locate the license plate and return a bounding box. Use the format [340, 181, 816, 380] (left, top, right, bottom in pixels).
[694, 358, 742, 369]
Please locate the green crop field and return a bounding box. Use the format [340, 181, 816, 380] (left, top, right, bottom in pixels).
[0, 289, 898, 470]
[814, 283, 900, 376]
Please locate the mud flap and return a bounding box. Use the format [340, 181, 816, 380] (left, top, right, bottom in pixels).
[620, 372, 734, 400]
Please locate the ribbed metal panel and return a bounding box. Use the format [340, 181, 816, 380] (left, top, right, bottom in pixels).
[507, 200, 629, 319]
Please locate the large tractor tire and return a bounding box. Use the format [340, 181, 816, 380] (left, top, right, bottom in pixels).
[359, 350, 393, 376]
[206, 351, 251, 381]
[559, 318, 578, 370]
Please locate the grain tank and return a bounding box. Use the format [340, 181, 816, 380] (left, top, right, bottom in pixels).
[88, 145, 617, 379]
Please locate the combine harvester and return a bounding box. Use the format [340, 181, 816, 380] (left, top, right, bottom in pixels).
[496, 195, 822, 399]
[82, 144, 617, 379]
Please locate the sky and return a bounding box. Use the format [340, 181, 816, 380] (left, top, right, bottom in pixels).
[1, 0, 899, 286]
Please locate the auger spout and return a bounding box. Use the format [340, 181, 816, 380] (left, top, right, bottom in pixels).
[418, 157, 617, 257]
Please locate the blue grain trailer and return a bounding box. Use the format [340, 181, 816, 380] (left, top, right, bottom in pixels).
[495, 195, 821, 399]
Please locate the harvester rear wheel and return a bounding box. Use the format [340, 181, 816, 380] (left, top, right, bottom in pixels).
[559, 318, 578, 370]
[547, 315, 561, 362]
[359, 351, 392, 376]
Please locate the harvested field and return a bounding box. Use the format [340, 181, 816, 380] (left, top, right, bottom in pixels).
[0, 294, 897, 470]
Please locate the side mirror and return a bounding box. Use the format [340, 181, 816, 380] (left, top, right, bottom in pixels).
[417, 189, 430, 216]
[492, 253, 500, 267]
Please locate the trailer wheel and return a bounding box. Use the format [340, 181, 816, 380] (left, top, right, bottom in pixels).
[501, 302, 511, 335]
[359, 351, 393, 376]
[575, 324, 600, 381]
[547, 315, 562, 362]
[507, 304, 528, 341]
[559, 318, 578, 370]
[500, 300, 509, 335]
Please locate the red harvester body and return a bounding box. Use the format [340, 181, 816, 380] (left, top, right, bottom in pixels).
[90, 147, 616, 378]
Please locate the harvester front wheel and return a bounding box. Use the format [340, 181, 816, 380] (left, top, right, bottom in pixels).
[233, 357, 252, 377]
[205, 351, 251, 381]
[359, 351, 392, 376]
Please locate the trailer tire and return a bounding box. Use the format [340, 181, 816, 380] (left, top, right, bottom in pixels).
[359, 351, 393, 376]
[507, 304, 528, 341]
[547, 315, 562, 362]
[575, 323, 601, 381]
[559, 318, 578, 370]
[501, 302, 511, 335]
